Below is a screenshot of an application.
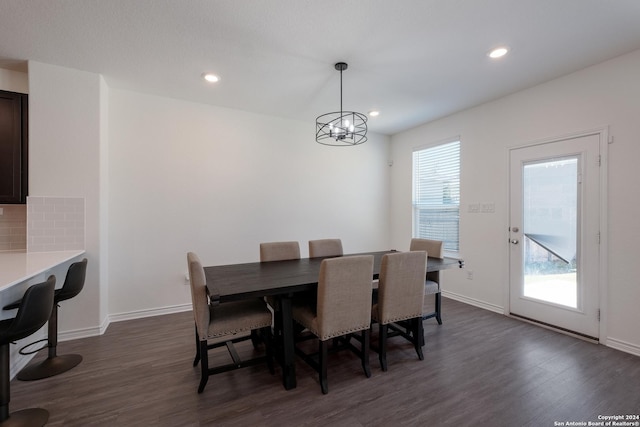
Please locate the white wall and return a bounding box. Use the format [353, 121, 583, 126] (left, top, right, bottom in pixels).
[28, 61, 107, 336]
[390, 49, 640, 354]
[107, 89, 391, 316]
[0, 68, 28, 93]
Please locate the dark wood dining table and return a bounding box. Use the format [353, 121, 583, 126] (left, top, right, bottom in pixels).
[204, 250, 463, 390]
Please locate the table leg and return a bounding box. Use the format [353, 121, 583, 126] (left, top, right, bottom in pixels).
[279, 295, 296, 390]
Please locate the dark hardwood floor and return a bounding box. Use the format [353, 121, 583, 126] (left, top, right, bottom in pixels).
[10, 298, 640, 426]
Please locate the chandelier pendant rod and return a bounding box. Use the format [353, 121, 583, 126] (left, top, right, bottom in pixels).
[340, 65, 343, 118]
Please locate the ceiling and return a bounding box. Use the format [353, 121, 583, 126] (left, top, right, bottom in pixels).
[2, 0, 640, 136]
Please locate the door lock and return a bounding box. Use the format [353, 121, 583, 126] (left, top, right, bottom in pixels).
[511, 227, 519, 233]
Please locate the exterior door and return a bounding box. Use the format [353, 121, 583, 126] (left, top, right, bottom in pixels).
[509, 133, 600, 338]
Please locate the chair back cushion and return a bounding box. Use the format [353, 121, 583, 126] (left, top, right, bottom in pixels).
[0, 276, 55, 345]
[56, 258, 88, 302]
[316, 255, 373, 340]
[409, 238, 443, 258]
[410, 238, 443, 284]
[260, 241, 300, 262]
[187, 252, 210, 339]
[375, 251, 427, 324]
[308, 239, 343, 258]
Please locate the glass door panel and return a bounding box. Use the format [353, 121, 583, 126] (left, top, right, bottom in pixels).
[522, 158, 578, 308]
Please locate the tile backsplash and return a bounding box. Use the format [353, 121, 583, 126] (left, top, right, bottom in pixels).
[0, 205, 27, 251]
[27, 197, 85, 252]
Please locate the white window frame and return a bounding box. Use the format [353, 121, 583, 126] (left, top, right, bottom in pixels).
[412, 137, 461, 255]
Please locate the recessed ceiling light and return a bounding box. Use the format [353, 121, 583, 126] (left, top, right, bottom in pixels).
[488, 47, 509, 59]
[368, 110, 380, 117]
[202, 73, 220, 83]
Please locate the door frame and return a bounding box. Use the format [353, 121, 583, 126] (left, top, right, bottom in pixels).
[504, 127, 609, 343]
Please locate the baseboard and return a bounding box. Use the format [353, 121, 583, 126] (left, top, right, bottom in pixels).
[442, 290, 504, 314]
[442, 293, 640, 356]
[108, 303, 192, 324]
[58, 303, 192, 342]
[47, 299, 640, 360]
[59, 316, 110, 342]
[605, 337, 640, 357]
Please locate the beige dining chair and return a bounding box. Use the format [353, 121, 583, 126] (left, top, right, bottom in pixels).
[308, 239, 343, 258]
[187, 252, 273, 393]
[292, 255, 374, 394]
[260, 241, 301, 262]
[410, 238, 444, 325]
[371, 251, 427, 371]
[259, 241, 301, 336]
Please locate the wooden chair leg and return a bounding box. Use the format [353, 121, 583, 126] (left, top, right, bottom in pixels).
[193, 325, 201, 367]
[197, 340, 209, 393]
[435, 292, 442, 325]
[361, 329, 371, 378]
[379, 323, 388, 372]
[319, 340, 329, 394]
[414, 318, 424, 361]
[250, 329, 260, 350]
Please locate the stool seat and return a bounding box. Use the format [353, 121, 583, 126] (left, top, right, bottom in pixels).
[3, 259, 88, 381]
[0, 276, 55, 427]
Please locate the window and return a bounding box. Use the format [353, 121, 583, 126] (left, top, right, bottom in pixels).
[413, 139, 460, 253]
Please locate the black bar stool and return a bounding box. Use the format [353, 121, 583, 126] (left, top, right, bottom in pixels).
[0, 276, 55, 427]
[3, 259, 87, 381]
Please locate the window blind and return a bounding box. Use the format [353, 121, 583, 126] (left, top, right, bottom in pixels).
[413, 140, 460, 252]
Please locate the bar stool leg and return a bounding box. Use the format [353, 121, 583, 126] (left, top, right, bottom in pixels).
[17, 305, 82, 382]
[0, 344, 49, 427]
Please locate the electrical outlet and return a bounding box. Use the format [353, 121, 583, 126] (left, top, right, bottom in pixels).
[466, 270, 473, 280]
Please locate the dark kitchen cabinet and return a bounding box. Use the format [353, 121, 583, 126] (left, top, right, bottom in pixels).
[0, 90, 28, 204]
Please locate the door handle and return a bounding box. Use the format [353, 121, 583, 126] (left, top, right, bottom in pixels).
[510, 239, 519, 244]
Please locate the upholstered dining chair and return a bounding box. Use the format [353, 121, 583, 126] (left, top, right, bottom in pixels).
[187, 252, 273, 394]
[410, 238, 444, 325]
[292, 255, 374, 394]
[0, 276, 55, 427]
[4, 258, 88, 381]
[305, 239, 344, 307]
[308, 239, 343, 258]
[371, 251, 427, 371]
[259, 241, 300, 262]
[260, 241, 301, 336]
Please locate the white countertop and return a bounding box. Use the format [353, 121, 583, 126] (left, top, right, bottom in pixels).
[0, 250, 86, 291]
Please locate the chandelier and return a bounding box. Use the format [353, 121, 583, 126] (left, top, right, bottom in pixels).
[315, 62, 367, 146]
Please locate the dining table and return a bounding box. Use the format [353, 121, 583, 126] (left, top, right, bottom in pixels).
[204, 250, 463, 390]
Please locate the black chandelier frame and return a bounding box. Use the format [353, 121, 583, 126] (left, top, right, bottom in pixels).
[315, 62, 368, 146]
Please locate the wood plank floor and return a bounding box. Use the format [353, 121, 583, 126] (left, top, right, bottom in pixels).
[9, 298, 640, 426]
